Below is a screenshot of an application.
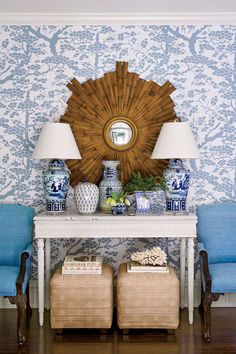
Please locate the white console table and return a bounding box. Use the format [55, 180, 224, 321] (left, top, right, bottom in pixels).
[34, 211, 197, 326]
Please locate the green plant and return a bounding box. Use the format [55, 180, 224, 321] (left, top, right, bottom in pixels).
[106, 191, 131, 207]
[124, 171, 166, 194]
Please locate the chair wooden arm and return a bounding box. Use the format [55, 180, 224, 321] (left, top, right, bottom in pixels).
[199, 249, 212, 292]
[16, 252, 29, 295]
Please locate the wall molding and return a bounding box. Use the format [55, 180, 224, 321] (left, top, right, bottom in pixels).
[0, 12, 236, 25]
[1, 280, 236, 309]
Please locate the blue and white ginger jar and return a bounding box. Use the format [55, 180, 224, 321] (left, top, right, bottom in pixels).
[43, 159, 70, 213]
[164, 159, 190, 212]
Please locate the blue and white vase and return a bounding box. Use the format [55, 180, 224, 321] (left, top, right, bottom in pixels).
[147, 190, 166, 214]
[163, 159, 190, 212]
[135, 191, 151, 214]
[43, 159, 70, 213]
[74, 181, 99, 215]
[99, 161, 122, 213]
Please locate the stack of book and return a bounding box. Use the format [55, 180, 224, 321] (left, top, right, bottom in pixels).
[127, 261, 169, 273]
[62, 255, 102, 274]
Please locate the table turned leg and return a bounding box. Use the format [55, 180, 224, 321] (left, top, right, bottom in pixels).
[45, 238, 51, 311]
[180, 238, 186, 309]
[188, 237, 194, 325]
[37, 238, 45, 326]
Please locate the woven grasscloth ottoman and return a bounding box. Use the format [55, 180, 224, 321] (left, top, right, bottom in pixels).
[50, 264, 113, 329]
[117, 263, 179, 330]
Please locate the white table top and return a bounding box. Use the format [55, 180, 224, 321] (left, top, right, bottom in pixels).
[34, 209, 197, 220]
[34, 209, 197, 239]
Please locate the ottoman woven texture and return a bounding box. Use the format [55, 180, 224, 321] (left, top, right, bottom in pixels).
[50, 264, 113, 329]
[117, 263, 179, 329]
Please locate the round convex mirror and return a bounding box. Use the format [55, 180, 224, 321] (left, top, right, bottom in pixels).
[104, 117, 138, 151]
[109, 122, 132, 146]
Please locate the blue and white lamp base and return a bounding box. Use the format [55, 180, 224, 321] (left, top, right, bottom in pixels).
[43, 159, 70, 213]
[163, 159, 190, 213]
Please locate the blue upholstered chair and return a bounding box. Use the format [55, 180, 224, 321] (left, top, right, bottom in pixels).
[0, 204, 34, 345]
[197, 202, 236, 341]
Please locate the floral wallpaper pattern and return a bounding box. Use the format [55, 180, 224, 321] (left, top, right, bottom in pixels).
[0, 25, 235, 278]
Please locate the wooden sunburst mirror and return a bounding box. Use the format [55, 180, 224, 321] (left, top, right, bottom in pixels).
[60, 61, 177, 186]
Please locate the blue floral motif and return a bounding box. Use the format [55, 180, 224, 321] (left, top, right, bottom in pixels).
[44, 160, 70, 212]
[0, 25, 235, 279]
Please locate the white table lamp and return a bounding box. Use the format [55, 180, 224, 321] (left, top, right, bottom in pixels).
[33, 123, 81, 213]
[151, 121, 200, 212]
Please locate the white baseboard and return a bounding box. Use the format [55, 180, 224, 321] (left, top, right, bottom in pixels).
[1, 279, 236, 309]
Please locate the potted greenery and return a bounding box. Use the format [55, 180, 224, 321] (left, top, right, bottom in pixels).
[106, 191, 131, 215]
[124, 171, 165, 194]
[124, 172, 166, 214]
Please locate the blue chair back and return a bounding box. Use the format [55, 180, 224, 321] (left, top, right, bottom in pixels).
[0, 204, 34, 266]
[197, 203, 236, 264]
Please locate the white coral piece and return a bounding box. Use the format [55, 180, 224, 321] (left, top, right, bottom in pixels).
[131, 246, 167, 266]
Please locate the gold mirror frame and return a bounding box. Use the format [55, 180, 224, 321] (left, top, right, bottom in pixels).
[60, 61, 177, 186]
[104, 117, 138, 151]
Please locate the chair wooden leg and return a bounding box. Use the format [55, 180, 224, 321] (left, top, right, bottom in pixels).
[7, 294, 27, 345]
[202, 291, 212, 341]
[26, 284, 32, 326]
[202, 291, 220, 342]
[199, 285, 204, 315]
[15, 294, 27, 346]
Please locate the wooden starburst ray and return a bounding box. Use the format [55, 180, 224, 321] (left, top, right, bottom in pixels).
[60, 61, 177, 186]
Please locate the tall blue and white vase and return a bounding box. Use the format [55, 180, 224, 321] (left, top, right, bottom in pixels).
[99, 160, 122, 213]
[163, 159, 190, 212]
[43, 159, 70, 213]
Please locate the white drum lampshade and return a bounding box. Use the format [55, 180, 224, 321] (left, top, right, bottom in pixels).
[151, 122, 200, 160]
[32, 123, 81, 160]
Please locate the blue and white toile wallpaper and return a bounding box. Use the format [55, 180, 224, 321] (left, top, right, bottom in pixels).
[0, 25, 235, 278]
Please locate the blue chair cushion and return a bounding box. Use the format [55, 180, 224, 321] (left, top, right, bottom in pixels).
[197, 203, 236, 264]
[0, 266, 30, 296]
[209, 263, 236, 293]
